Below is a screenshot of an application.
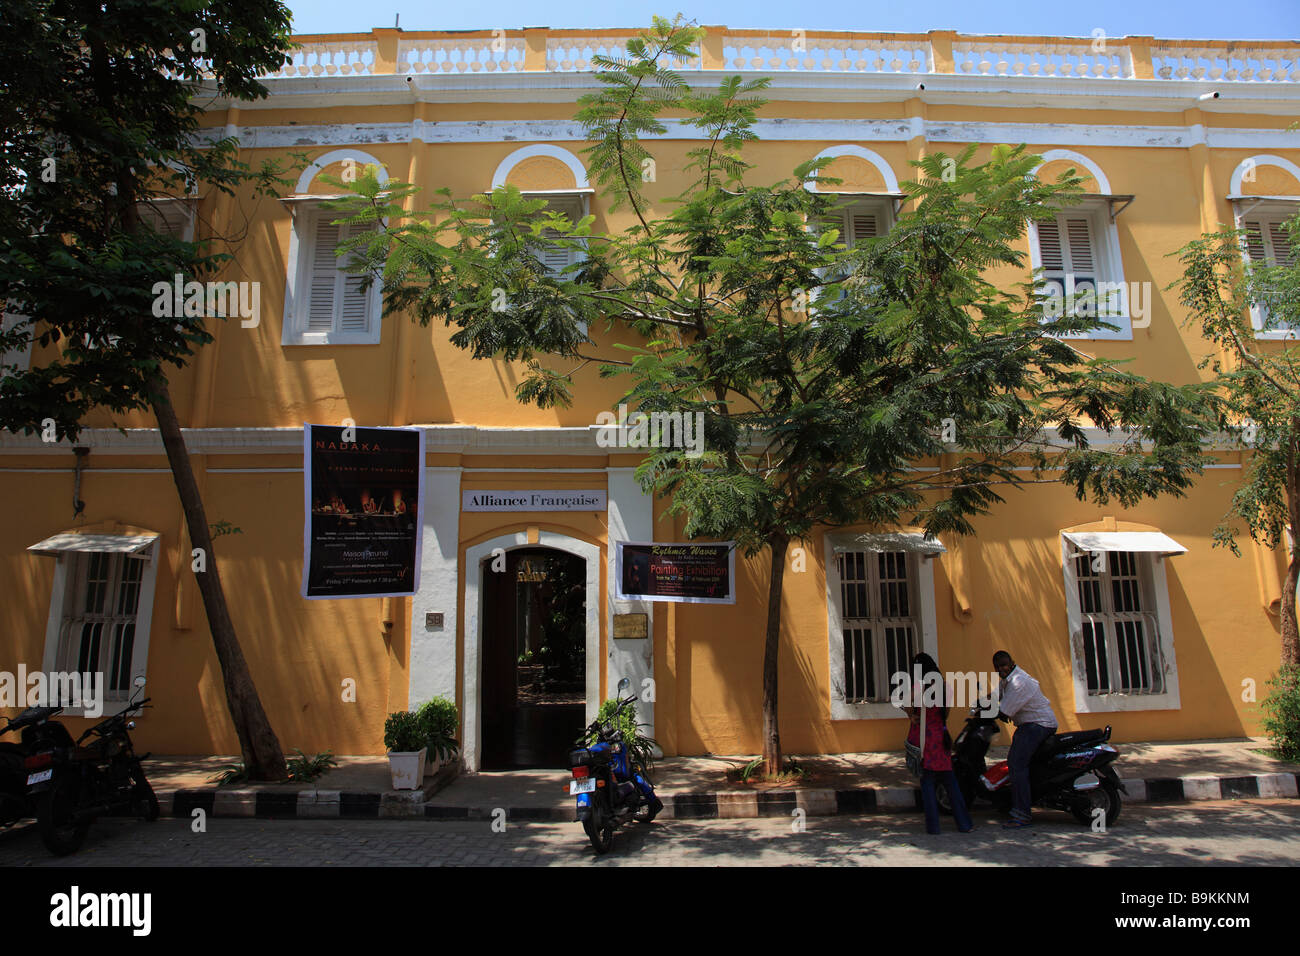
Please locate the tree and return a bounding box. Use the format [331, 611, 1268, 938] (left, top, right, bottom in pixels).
[336, 17, 1218, 773]
[1172, 213, 1300, 669]
[0, 0, 297, 779]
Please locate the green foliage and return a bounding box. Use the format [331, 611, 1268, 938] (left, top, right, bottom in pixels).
[0, 0, 299, 439]
[1171, 215, 1300, 559]
[588, 696, 658, 770]
[1262, 666, 1300, 761]
[414, 696, 460, 761]
[739, 756, 764, 781]
[285, 749, 338, 782]
[208, 762, 248, 787]
[383, 711, 426, 754]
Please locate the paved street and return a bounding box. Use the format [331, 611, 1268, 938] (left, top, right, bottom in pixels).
[1, 799, 1297, 866]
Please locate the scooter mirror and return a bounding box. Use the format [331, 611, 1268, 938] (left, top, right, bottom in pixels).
[617, 677, 631, 695]
[133, 676, 147, 688]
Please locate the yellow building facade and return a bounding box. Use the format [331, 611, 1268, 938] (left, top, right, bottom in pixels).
[3, 28, 1299, 768]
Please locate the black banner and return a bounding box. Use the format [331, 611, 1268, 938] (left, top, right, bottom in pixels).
[302, 424, 424, 599]
[615, 541, 735, 604]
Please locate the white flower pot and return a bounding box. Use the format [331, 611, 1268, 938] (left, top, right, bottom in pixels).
[425, 753, 445, 777]
[388, 748, 427, 790]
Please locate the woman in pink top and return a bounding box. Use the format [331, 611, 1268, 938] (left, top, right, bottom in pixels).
[906, 652, 974, 834]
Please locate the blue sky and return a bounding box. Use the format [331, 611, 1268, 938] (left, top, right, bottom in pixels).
[286, 0, 1298, 39]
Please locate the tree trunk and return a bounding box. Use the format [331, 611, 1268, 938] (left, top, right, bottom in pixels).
[761, 532, 790, 776]
[1284, 445, 1300, 670]
[149, 374, 287, 780]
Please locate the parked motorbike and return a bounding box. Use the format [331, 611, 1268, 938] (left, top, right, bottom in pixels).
[568, 677, 663, 854]
[1, 714, 35, 830]
[22, 676, 159, 855]
[936, 700, 1126, 827]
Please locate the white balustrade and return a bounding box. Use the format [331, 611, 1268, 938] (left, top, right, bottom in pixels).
[1151, 45, 1299, 82]
[951, 40, 1131, 79]
[269, 40, 378, 77]
[723, 35, 930, 72]
[546, 35, 699, 71]
[397, 36, 526, 73]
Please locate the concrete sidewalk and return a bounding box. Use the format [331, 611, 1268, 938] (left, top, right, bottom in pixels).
[150, 738, 1300, 821]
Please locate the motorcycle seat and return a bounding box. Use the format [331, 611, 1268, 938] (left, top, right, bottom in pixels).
[1037, 727, 1110, 759]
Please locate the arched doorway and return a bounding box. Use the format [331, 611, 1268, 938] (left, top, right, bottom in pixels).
[480, 547, 587, 769]
[465, 535, 600, 775]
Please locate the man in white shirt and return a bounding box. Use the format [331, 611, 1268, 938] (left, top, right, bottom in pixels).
[993, 650, 1058, 829]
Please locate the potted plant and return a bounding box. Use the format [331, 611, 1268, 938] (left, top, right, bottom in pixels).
[415, 696, 460, 776]
[383, 710, 427, 790]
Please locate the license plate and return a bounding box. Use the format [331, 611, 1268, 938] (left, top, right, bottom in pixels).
[26, 769, 52, 785]
[570, 778, 596, 795]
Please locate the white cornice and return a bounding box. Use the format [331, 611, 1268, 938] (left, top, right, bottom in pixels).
[198, 116, 1297, 152]
[204, 71, 1300, 115]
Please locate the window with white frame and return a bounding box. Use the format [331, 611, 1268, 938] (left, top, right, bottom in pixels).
[837, 550, 919, 703]
[1060, 531, 1183, 713]
[1030, 200, 1131, 339]
[55, 551, 147, 701]
[813, 197, 891, 307]
[1241, 204, 1298, 337]
[826, 532, 942, 719]
[29, 534, 161, 711]
[282, 203, 382, 346]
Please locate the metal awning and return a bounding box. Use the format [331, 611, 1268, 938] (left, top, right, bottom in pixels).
[1062, 530, 1186, 557]
[28, 532, 158, 557]
[831, 532, 947, 557]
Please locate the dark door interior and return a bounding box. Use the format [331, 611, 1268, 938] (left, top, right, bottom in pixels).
[480, 547, 586, 770]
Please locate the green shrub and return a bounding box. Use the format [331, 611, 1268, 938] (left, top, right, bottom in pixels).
[414, 696, 460, 761]
[588, 696, 658, 770]
[286, 749, 338, 782]
[1262, 665, 1300, 761]
[384, 711, 425, 753]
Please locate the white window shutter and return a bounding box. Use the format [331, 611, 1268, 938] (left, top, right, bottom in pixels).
[1244, 220, 1268, 264]
[1267, 219, 1295, 266]
[1064, 217, 1095, 274]
[847, 211, 879, 248]
[307, 218, 341, 332]
[1036, 218, 1065, 272]
[336, 223, 371, 333]
[539, 228, 573, 277]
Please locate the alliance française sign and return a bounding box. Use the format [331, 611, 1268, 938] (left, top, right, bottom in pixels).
[462, 489, 607, 512]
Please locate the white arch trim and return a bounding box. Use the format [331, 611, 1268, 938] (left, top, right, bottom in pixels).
[461, 530, 602, 772]
[807, 144, 900, 194]
[1230, 154, 1300, 196]
[491, 143, 590, 190]
[294, 148, 390, 193]
[1032, 149, 1112, 194]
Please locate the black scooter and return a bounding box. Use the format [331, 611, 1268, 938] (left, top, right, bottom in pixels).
[0, 714, 35, 830]
[936, 701, 1126, 827]
[22, 676, 159, 855]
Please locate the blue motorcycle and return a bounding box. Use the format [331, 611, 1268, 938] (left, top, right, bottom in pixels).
[568, 678, 663, 854]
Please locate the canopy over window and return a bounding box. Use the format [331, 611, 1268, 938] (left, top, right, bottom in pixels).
[27, 531, 158, 557]
[1062, 530, 1186, 557]
[831, 532, 946, 557]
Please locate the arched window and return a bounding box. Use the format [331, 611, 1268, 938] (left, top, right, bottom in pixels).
[282, 149, 390, 346]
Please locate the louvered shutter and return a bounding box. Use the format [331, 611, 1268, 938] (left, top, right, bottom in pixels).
[1064, 217, 1095, 273]
[1243, 220, 1268, 264]
[846, 211, 879, 248]
[1035, 218, 1065, 272]
[307, 218, 341, 332]
[304, 216, 374, 336]
[1267, 219, 1295, 266]
[539, 228, 573, 277]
